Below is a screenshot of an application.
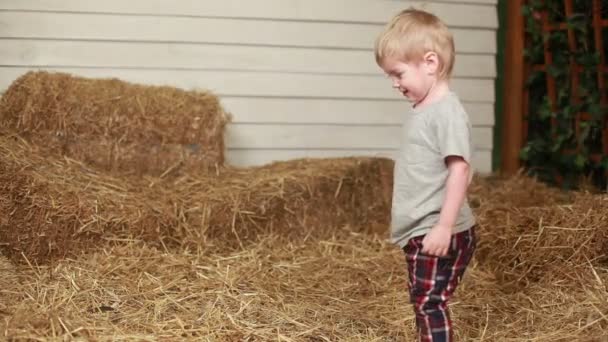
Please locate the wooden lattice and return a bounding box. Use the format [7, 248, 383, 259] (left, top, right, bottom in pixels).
[522, 0, 608, 185]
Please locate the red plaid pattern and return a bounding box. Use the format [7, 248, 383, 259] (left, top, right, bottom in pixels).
[403, 227, 477, 342]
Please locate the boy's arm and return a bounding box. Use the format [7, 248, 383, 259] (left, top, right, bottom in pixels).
[421, 156, 470, 256]
[438, 156, 470, 228]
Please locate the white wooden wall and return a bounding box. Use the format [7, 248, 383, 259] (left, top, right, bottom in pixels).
[0, 0, 498, 173]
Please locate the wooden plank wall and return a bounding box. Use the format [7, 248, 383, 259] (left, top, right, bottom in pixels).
[0, 0, 498, 172]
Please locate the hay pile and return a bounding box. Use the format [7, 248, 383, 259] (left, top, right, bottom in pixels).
[0, 72, 606, 340]
[0, 72, 392, 264]
[476, 193, 608, 284]
[0, 71, 230, 177]
[469, 173, 574, 208]
[465, 177, 608, 340]
[471, 175, 608, 283]
[0, 176, 606, 340]
[0, 134, 392, 263]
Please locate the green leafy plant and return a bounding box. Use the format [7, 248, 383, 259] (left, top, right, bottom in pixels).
[520, 0, 608, 190]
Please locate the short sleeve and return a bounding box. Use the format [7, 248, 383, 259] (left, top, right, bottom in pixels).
[432, 107, 473, 164]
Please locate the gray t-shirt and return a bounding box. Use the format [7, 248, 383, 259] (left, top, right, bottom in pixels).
[391, 91, 476, 248]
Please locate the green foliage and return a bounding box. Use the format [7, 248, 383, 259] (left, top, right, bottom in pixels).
[520, 0, 607, 190]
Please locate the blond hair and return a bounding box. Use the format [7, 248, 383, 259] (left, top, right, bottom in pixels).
[374, 8, 455, 80]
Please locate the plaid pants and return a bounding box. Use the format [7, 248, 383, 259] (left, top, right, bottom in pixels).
[403, 227, 477, 342]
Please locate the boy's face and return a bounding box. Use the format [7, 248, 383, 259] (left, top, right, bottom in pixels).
[379, 54, 439, 106]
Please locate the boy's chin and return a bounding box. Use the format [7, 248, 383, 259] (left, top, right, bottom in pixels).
[403, 94, 417, 103]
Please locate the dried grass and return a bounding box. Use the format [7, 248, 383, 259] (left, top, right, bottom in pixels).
[0, 134, 392, 264]
[0, 208, 606, 341]
[1, 164, 606, 340]
[0, 71, 230, 177]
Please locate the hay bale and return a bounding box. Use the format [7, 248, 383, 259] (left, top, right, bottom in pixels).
[469, 173, 574, 209]
[474, 182, 608, 285]
[0, 135, 392, 264]
[0, 71, 230, 177]
[169, 156, 393, 249]
[0, 135, 180, 263]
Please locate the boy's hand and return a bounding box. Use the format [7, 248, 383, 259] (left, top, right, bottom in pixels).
[421, 225, 452, 256]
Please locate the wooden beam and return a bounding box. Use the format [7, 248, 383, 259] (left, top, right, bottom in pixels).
[501, 0, 525, 175]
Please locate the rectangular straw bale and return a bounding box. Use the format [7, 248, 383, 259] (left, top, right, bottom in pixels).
[0, 71, 230, 177]
[0, 134, 393, 264]
[0, 135, 181, 263]
[474, 189, 608, 284]
[166, 157, 394, 248]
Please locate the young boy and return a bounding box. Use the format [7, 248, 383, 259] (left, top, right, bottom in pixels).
[374, 8, 477, 342]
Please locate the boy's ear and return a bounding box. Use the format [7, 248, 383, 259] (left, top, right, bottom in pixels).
[422, 51, 439, 75]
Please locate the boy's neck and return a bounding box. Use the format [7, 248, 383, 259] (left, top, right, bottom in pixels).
[413, 80, 450, 110]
